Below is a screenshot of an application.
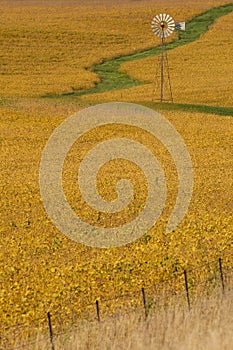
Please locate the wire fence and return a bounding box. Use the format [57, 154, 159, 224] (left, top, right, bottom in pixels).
[1, 256, 232, 350]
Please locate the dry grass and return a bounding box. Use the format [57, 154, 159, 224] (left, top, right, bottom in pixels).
[16, 286, 233, 350]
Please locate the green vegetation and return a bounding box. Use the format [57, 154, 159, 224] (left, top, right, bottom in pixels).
[143, 102, 233, 116]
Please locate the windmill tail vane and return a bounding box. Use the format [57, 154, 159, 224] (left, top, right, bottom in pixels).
[175, 22, 186, 31]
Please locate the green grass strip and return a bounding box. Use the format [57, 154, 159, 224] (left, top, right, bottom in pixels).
[142, 102, 233, 116]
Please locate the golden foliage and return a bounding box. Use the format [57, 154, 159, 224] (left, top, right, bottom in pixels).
[0, 100, 232, 343]
[0, 0, 232, 346]
[0, 0, 230, 97]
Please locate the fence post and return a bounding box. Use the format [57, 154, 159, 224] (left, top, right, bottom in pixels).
[219, 258, 225, 294]
[47, 312, 55, 350]
[184, 270, 191, 311]
[96, 300, 101, 323]
[141, 287, 148, 318]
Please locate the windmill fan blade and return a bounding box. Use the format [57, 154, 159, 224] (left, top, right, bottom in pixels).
[167, 17, 173, 23]
[168, 20, 175, 27]
[167, 26, 174, 33]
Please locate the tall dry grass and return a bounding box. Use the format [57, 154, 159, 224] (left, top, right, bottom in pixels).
[19, 286, 233, 350]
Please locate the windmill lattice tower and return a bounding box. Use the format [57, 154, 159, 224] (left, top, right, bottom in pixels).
[151, 14, 185, 102]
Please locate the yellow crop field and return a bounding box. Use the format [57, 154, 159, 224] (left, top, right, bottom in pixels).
[1, 101, 232, 342]
[0, 0, 230, 97]
[0, 0, 232, 348]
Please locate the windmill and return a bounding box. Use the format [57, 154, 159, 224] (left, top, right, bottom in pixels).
[151, 14, 185, 102]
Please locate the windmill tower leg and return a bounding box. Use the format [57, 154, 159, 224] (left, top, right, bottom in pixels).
[165, 49, 173, 103]
[160, 35, 165, 102]
[153, 35, 173, 103]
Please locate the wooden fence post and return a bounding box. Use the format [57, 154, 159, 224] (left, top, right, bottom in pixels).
[47, 312, 55, 350]
[96, 300, 101, 323]
[184, 270, 191, 311]
[141, 287, 148, 318]
[219, 258, 225, 294]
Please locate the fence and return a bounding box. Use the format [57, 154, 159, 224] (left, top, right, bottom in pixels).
[1, 257, 232, 350]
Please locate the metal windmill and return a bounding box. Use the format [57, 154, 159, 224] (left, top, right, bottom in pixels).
[151, 14, 185, 102]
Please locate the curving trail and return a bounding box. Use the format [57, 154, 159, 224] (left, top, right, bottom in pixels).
[44, 3, 233, 114]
